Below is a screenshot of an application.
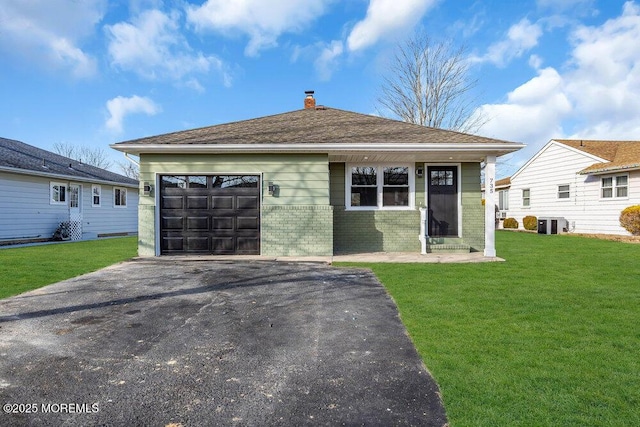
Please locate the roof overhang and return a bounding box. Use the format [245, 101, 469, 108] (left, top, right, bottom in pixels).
[0, 166, 139, 188]
[111, 142, 525, 162]
[578, 164, 640, 175]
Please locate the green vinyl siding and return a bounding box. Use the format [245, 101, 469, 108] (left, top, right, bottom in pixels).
[329, 162, 345, 206]
[138, 153, 331, 256]
[140, 153, 330, 206]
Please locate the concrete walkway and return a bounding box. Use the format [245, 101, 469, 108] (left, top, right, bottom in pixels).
[161, 251, 504, 264]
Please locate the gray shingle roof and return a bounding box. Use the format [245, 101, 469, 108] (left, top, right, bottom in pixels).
[0, 137, 138, 186]
[113, 107, 520, 147]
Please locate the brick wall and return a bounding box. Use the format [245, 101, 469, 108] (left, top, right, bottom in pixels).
[261, 205, 334, 256]
[333, 208, 421, 253]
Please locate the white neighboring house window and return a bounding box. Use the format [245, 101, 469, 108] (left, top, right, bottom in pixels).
[522, 188, 531, 207]
[498, 189, 509, 210]
[347, 164, 414, 209]
[558, 184, 570, 199]
[601, 175, 628, 199]
[92, 185, 101, 207]
[114, 187, 127, 207]
[50, 182, 67, 205]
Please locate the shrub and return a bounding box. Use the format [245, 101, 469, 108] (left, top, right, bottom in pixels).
[620, 205, 640, 235]
[523, 215, 538, 231]
[503, 218, 519, 229]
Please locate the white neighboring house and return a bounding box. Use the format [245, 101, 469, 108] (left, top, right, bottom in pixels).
[0, 137, 139, 244]
[506, 139, 640, 235]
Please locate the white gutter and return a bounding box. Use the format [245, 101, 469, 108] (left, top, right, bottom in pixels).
[110, 142, 525, 155]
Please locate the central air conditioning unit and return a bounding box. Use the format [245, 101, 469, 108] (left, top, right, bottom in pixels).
[538, 217, 567, 235]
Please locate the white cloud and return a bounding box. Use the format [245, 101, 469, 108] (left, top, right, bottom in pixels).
[105, 95, 161, 133]
[476, 67, 571, 147]
[564, 0, 640, 137]
[314, 40, 344, 80]
[186, 0, 331, 56]
[471, 18, 543, 67]
[346, 0, 438, 52]
[475, 2, 640, 176]
[0, 0, 105, 77]
[106, 9, 231, 87]
[536, 0, 593, 12]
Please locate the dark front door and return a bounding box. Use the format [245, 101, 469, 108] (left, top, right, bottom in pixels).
[160, 175, 260, 255]
[427, 166, 458, 237]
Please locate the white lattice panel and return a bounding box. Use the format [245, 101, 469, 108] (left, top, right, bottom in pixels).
[69, 212, 83, 241]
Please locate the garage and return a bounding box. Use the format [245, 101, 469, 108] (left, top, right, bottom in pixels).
[160, 175, 260, 255]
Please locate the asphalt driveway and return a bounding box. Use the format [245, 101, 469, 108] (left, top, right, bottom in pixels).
[0, 260, 447, 426]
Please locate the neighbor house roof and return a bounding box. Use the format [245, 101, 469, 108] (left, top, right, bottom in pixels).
[554, 139, 640, 174]
[111, 107, 524, 161]
[0, 137, 138, 187]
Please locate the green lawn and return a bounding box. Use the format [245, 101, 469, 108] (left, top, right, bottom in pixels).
[339, 231, 640, 426]
[0, 237, 137, 299]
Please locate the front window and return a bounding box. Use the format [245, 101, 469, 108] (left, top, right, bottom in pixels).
[348, 164, 413, 209]
[601, 175, 628, 199]
[350, 167, 377, 206]
[558, 184, 570, 199]
[522, 189, 530, 207]
[50, 182, 67, 205]
[383, 167, 409, 206]
[114, 187, 127, 207]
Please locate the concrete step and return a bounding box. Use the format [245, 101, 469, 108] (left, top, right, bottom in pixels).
[425, 238, 471, 254]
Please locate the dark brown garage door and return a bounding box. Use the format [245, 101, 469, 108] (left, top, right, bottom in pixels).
[160, 175, 260, 255]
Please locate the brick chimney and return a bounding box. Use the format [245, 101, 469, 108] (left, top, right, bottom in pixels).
[304, 90, 316, 109]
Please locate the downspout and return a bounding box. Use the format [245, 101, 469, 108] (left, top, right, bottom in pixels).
[123, 152, 140, 166]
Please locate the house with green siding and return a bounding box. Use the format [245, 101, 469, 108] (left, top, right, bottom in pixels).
[111, 92, 523, 258]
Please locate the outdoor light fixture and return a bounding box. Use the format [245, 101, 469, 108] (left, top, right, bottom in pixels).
[268, 181, 275, 195]
[416, 166, 424, 178]
[143, 182, 153, 196]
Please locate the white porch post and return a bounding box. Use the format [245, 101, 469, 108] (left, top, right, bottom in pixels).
[484, 155, 497, 257]
[419, 207, 428, 254]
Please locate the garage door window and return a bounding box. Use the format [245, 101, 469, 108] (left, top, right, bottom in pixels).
[212, 175, 259, 188]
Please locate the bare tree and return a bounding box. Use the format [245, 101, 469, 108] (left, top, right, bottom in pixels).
[117, 161, 140, 180]
[378, 32, 485, 133]
[53, 142, 113, 170]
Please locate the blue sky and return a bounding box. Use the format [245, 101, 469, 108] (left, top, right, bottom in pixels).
[1, 0, 639, 178]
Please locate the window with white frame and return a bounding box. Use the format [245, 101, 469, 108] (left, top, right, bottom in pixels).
[114, 187, 127, 207]
[50, 182, 67, 205]
[558, 184, 570, 199]
[347, 164, 412, 209]
[498, 189, 509, 210]
[522, 188, 530, 207]
[92, 185, 101, 207]
[601, 175, 628, 199]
